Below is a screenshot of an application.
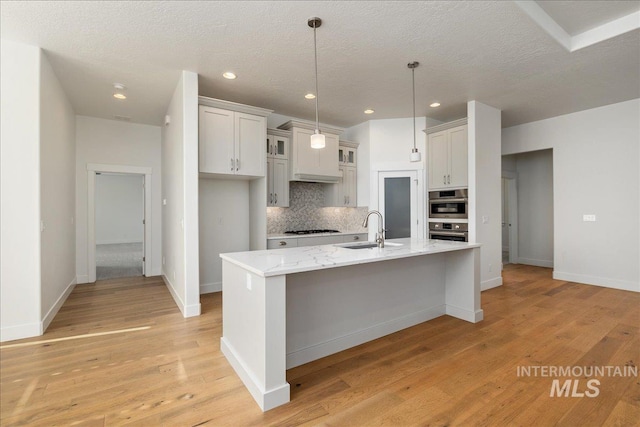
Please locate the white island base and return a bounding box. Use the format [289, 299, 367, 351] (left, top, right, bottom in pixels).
[220, 239, 482, 411]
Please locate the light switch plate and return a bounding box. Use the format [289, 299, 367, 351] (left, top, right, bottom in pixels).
[583, 214, 596, 222]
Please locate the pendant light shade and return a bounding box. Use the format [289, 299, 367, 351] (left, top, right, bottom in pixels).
[309, 17, 325, 149]
[310, 130, 325, 149]
[408, 62, 421, 162]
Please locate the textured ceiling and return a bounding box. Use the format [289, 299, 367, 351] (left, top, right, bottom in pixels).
[537, 0, 640, 35]
[1, 1, 639, 128]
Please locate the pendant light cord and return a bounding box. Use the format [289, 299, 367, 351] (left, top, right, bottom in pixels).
[412, 66, 416, 150]
[313, 22, 320, 132]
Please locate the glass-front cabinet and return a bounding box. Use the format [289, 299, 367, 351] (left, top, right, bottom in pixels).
[267, 133, 289, 160]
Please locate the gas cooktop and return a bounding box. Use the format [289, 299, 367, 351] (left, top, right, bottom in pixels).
[284, 229, 340, 235]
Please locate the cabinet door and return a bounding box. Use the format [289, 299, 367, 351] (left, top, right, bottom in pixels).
[235, 112, 265, 177]
[428, 130, 449, 190]
[344, 147, 357, 166]
[266, 134, 274, 158]
[199, 106, 234, 173]
[267, 158, 274, 206]
[448, 125, 468, 188]
[272, 159, 289, 207]
[273, 135, 289, 160]
[343, 166, 357, 206]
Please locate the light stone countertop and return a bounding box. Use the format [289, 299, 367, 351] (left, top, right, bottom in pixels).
[221, 238, 480, 277]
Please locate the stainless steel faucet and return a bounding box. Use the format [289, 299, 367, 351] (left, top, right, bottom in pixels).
[362, 210, 385, 248]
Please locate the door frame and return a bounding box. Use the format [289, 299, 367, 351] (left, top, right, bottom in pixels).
[373, 169, 424, 240]
[87, 163, 152, 283]
[502, 170, 518, 265]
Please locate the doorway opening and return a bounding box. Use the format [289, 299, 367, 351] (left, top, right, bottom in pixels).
[502, 149, 554, 269]
[87, 163, 152, 283]
[377, 170, 422, 239]
[95, 172, 144, 280]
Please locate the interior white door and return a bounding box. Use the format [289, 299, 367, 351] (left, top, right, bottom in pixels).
[378, 171, 418, 239]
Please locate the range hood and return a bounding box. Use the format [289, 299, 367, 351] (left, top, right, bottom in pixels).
[278, 120, 343, 183]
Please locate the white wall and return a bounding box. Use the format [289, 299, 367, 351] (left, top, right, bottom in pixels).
[76, 116, 162, 281]
[199, 179, 250, 293]
[0, 40, 42, 341]
[513, 150, 554, 267]
[503, 99, 639, 292]
[40, 51, 77, 330]
[468, 101, 503, 291]
[95, 174, 144, 244]
[161, 70, 200, 317]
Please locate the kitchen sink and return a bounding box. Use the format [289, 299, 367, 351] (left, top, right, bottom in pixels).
[335, 242, 403, 250]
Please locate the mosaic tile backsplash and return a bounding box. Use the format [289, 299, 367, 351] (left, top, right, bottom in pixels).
[267, 182, 369, 234]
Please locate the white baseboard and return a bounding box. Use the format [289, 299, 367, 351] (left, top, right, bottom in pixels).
[42, 277, 76, 332]
[286, 305, 446, 369]
[446, 304, 484, 323]
[76, 274, 90, 284]
[482, 276, 503, 291]
[0, 322, 42, 343]
[161, 274, 202, 317]
[200, 281, 221, 294]
[162, 274, 185, 315]
[518, 257, 554, 268]
[221, 337, 290, 411]
[553, 271, 639, 293]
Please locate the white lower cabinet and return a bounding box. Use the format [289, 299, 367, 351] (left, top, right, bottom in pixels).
[267, 238, 298, 249]
[267, 158, 289, 207]
[267, 233, 368, 249]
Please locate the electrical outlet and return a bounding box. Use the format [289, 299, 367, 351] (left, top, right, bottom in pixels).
[583, 214, 596, 222]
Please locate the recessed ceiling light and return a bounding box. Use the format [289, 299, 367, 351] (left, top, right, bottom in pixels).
[305, 93, 316, 99]
[223, 72, 237, 80]
[430, 102, 441, 108]
[364, 109, 375, 114]
[113, 83, 127, 100]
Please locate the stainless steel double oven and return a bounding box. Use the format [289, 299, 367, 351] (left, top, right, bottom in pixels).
[428, 189, 468, 242]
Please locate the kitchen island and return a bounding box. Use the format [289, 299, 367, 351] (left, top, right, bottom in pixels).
[220, 238, 482, 411]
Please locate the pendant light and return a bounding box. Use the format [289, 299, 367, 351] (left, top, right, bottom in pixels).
[308, 17, 325, 149]
[408, 61, 421, 162]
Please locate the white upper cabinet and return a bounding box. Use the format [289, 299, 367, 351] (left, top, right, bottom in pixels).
[324, 141, 359, 207]
[267, 133, 289, 160]
[277, 120, 343, 183]
[267, 158, 289, 207]
[198, 97, 272, 178]
[426, 120, 468, 190]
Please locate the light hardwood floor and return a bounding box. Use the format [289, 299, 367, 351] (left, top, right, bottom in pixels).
[1, 265, 638, 426]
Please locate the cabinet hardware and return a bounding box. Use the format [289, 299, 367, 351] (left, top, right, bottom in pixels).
[279, 241, 286, 246]
[354, 235, 359, 240]
[447, 174, 451, 184]
[269, 193, 273, 204]
[274, 193, 278, 204]
[231, 158, 235, 171]
[443, 175, 446, 184]
[236, 158, 239, 171]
